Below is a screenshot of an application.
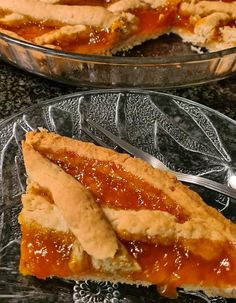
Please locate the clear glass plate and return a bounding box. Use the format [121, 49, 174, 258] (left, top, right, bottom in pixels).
[0, 89, 235, 303]
[0, 32, 236, 88]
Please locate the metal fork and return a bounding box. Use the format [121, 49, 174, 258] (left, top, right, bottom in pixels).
[85, 119, 236, 200]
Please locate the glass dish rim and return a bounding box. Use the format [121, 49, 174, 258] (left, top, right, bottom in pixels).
[1, 32, 236, 65]
[1, 88, 236, 129]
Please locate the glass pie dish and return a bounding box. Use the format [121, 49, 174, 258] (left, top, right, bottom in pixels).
[0, 89, 236, 302]
[0, 32, 235, 89]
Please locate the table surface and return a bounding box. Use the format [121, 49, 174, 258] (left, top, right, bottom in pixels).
[0, 61, 236, 123]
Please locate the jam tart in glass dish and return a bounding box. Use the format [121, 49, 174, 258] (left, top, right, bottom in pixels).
[19, 130, 236, 299]
[0, 0, 235, 55]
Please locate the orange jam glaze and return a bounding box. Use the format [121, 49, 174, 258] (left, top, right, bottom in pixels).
[20, 223, 75, 279]
[57, 29, 119, 54]
[20, 223, 236, 297]
[39, 149, 188, 223]
[126, 240, 236, 297]
[132, 7, 176, 35]
[173, 13, 195, 32]
[1, 23, 57, 41]
[1, 22, 118, 54]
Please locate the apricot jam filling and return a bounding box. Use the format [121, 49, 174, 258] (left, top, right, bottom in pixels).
[37, 149, 188, 223]
[1, 23, 59, 41]
[20, 223, 75, 279]
[126, 240, 236, 297]
[20, 222, 236, 297]
[57, 29, 119, 54]
[0, 22, 119, 54]
[131, 6, 196, 37]
[173, 13, 194, 32]
[132, 7, 176, 35]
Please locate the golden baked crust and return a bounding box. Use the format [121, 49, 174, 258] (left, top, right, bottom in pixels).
[24, 131, 236, 241]
[0, 0, 235, 54]
[176, 0, 236, 51]
[22, 141, 120, 260]
[19, 187, 140, 277]
[19, 131, 236, 298]
[0, 0, 117, 27]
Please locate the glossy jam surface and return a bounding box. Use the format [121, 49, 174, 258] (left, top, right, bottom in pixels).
[40, 149, 188, 223]
[57, 29, 118, 54]
[20, 222, 236, 297]
[1, 23, 117, 54]
[20, 223, 75, 279]
[173, 13, 194, 32]
[126, 240, 236, 297]
[4, 23, 58, 41]
[133, 7, 176, 35]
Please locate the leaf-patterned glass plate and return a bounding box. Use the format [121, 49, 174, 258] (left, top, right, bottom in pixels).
[0, 89, 235, 303]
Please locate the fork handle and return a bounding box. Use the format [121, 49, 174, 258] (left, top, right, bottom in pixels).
[174, 172, 236, 200]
